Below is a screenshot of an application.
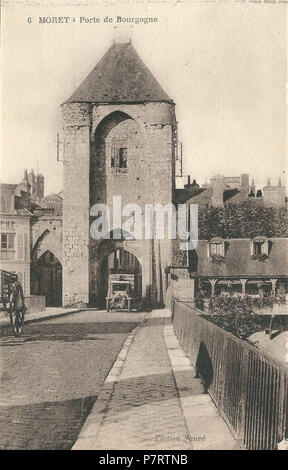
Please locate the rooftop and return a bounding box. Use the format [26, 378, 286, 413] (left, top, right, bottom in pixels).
[190, 238, 288, 278]
[64, 42, 172, 105]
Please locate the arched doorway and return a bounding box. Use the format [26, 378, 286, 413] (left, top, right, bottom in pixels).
[90, 111, 143, 208]
[98, 248, 142, 308]
[31, 250, 62, 306]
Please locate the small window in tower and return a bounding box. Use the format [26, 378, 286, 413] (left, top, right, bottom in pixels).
[111, 142, 117, 167]
[119, 148, 127, 168]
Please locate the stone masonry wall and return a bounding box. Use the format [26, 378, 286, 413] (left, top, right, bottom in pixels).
[91, 102, 176, 305]
[62, 103, 91, 306]
[62, 101, 176, 307]
[31, 217, 63, 263]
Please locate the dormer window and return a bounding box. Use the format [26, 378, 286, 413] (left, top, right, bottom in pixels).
[210, 242, 224, 256]
[253, 241, 263, 256]
[208, 237, 225, 262]
[250, 236, 269, 260]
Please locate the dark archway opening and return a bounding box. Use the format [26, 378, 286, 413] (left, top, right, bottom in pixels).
[31, 250, 62, 307]
[90, 111, 133, 207]
[97, 248, 142, 308]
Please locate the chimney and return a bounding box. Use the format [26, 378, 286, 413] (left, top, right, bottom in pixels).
[36, 174, 44, 200]
[240, 173, 249, 195]
[184, 175, 199, 194]
[249, 178, 256, 196]
[240, 173, 249, 189]
[211, 175, 225, 207]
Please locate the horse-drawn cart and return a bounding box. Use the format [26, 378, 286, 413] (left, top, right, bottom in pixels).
[0, 269, 25, 337]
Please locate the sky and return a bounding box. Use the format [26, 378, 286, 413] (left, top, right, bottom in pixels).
[1, 0, 287, 195]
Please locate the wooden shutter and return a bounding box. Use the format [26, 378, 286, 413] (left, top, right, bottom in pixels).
[17, 233, 24, 260]
[24, 233, 28, 259]
[262, 239, 269, 255]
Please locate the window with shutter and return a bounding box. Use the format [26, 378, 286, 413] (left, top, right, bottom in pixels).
[1, 233, 15, 260]
[253, 242, 262, 256]
[17, 233, 24, 260]
[24, 233, 28, 259]
[210, 242, 224, 257]
[251, 237, 269, 259]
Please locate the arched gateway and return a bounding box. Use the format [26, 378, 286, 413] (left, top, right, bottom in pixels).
[95, 248, 142, 308]
[61, 42, 177, 307]
[31, 250, 62, 307]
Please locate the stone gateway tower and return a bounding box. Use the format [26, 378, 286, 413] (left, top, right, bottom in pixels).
[61, 42, 177, 307]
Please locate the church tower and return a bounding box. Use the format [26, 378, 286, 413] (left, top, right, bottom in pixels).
[61, 42, 177, 307]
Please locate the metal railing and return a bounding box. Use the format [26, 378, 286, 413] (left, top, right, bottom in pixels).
[172, 298, 288, 450]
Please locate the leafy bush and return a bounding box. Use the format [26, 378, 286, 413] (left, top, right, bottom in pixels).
[204, 312, 267, 340]
[250, 253, 268, 261]
[173, 244, 188, 267]
[211, 254, 225, 263]
[209, 294, 273, 315]
[198, 201, 288, 239]
[204, 294, 277, 340]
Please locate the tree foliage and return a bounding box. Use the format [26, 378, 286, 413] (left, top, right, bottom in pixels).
[198, 200, 288, 239]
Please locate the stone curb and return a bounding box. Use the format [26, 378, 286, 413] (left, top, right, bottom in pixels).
[72, 311, 151, 450]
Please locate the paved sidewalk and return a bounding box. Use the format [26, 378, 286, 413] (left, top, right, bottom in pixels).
[73, 309, 236, 450]
[0, 307, 83, 328]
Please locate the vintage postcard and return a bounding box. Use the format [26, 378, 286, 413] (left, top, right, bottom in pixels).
[0, 0, 287, 454]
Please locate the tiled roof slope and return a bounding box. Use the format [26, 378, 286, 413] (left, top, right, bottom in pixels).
[177, 188, 251, 207]
[190, 238, 288, 277]
[65, 43, 171, 104]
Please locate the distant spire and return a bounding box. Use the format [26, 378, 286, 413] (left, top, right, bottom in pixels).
[266, 177, 271, 187]
[278, 177, 282, 187]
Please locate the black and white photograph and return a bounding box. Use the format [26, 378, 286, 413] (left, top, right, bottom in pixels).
[0, 0, 287, 453]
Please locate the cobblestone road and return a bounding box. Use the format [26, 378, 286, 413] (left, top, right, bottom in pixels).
[0, 310, 146, 450]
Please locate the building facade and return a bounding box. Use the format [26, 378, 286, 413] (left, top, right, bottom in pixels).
[189, 237, 288, 299]
[2, 45, 287, 311]
[0, 172, 63, 308]
[61, 42, 177, 307]
[0, 183, 31, 296]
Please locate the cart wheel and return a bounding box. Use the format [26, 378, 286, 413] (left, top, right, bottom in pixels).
[9, 283, 25, 337]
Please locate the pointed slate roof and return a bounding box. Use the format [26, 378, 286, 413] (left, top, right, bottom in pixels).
[65, 42, 172, 104]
